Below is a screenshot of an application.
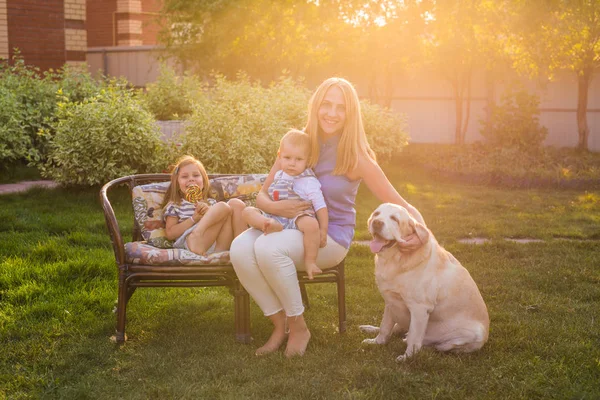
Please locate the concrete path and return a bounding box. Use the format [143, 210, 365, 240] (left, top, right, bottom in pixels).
[0, 180, 59, 195]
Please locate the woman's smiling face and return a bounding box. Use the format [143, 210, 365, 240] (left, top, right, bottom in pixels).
[318, 85, 346, 138]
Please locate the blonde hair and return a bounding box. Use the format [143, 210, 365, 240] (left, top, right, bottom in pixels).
[304, 77, 376, 175]
[278, 129, 311, 159]
[162, 155, 210, 208]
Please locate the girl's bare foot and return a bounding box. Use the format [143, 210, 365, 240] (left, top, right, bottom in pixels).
[263, 218, 283, 235]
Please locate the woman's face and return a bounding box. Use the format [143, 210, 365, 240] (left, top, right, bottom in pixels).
[318, 85, 346, 137]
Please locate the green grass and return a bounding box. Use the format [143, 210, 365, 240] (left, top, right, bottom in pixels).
[1, 165, 599, 399]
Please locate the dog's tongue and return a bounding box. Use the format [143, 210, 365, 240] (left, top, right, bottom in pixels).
[370, 238, 388, 253]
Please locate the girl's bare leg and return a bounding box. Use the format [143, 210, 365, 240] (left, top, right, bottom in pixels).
[227, 198, 248, 238]
[285, 314, 311, 357]
[255, 310, 287, 356]
[214, 212, 233, 252]
[242, 207, 283, 235]
[186, 202, 231, 255]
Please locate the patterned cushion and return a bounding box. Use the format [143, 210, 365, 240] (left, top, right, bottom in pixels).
[209, 174, 267, 204]
[132, 174, 267, 249]
[125, 241, 230, 265]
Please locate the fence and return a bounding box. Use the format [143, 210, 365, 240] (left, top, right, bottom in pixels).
[87, 46, 600, 151]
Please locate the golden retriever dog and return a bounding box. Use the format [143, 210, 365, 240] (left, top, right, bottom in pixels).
[360, 203, 489, 362]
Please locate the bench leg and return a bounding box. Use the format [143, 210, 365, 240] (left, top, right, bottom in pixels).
[115, 271, 128, 343]
[300, 282, 310, 309]
[234, 281, 252, 344]
[337, 264, 347, 334]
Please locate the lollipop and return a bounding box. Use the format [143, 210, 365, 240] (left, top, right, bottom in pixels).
[185, 184, 203, 203]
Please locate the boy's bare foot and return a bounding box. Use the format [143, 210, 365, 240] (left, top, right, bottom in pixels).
[255, 328, 287, 356]
[263, 218, 283, 235]
[284, 326, 311, 357]
[305, 262, 322, 280]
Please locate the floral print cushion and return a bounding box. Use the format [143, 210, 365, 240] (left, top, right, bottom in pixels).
[209, 174, 267, 205]
[132, 174, 267, 250]
[125, 242, 230, 265]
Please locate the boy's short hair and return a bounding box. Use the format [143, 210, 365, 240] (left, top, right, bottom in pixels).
[279, 129, 311, 154]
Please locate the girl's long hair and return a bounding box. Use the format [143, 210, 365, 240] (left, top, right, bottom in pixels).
[162, 155, 210, 208]
[304, 77, 376, 175]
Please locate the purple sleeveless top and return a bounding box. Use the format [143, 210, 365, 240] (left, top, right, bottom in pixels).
[313, 134, 361, 249]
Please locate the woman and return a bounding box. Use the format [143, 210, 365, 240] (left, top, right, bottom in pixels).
[230, 77, 425, 357]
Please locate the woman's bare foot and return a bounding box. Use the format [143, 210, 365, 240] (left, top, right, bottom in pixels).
[255, 329, 287, 356]
[263, 218, 283, 235]
[284, 315, 311, 357]
[256, 310, 287, 356]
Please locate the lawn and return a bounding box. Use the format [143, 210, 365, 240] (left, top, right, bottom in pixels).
[1, 162, 599, 399]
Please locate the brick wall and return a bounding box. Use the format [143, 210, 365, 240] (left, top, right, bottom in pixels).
[0, 0, 8, 59]
[87, 0, 160, 47]
[64, 0, 86, 65]
[6, 0, 66, 70]
[86, 0, 116, 47]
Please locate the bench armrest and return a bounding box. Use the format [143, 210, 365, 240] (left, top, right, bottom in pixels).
[100, 176, 130, 266]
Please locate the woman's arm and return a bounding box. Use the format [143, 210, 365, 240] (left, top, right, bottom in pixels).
[352, 155, 425, 225]
[256, 159, 311, 219]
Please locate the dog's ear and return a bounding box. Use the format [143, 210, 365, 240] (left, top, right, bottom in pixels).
[409, 218, 430, 245]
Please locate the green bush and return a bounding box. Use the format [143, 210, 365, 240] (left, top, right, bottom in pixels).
[400, 143, 600, 187]
[0, 54, 102, 167]
[0, 86, 31, 165]
[0, 55, 59, 165]
[481, 87, 547, 152]
[178, 74, 409, 173]
[178, 74, 309, 173]
[141, 63, 201, 120]
[41, 82, 166, 186]
[361, 100, 409, 162]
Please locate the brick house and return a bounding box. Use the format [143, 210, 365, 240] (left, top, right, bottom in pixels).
[0, 0, 161, 70]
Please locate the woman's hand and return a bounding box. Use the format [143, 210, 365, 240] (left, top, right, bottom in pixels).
[275, 199, 312, 219]
[397, 234, 422, 253]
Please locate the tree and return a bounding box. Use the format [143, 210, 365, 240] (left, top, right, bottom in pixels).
[158, 0, 338, 81]
[334, 0, 429, 108]
[425, 0, 481, 145]
[509, 0, 600, 150]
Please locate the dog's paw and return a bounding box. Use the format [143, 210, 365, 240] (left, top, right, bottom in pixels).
[359, 325, 380, 334]
[395, 354, 409, 362]
[362, 338, 378, 345]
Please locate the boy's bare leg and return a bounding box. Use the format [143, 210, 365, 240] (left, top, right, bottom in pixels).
[227, 198, 248, 238]
[242, 207, 283, 235]
[187, 202, 231, 255]
[255, 310, 287, 356]
[296, 216, 322, 280]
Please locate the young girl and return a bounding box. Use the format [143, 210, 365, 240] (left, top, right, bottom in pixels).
[162, 155, 247, 255]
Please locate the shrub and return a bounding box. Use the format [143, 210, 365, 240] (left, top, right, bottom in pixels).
[361, 100, 409, 163]
[41, 82, 166, 186]
[177, 74, 409, 173]
[178, 74, 309, 173]
[0, 86, 31, 166]
[481, 87, 548, 152]
[0, 54, 101, 167]
[0, 55, 59, 165]
[141, 63, 201, 120]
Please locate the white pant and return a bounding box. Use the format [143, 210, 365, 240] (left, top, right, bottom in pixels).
[230, 228, 349, 317]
